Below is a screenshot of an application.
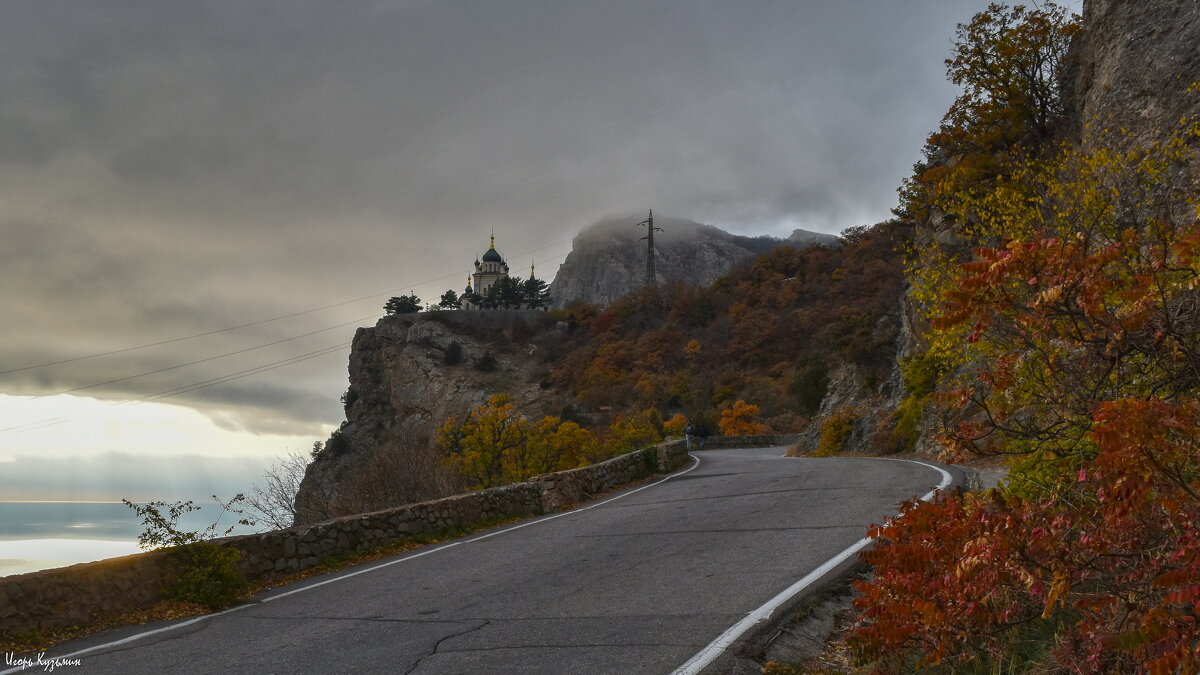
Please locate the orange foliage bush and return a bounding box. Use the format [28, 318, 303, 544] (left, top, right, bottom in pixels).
[718, 400, 768, 436]
[662, 413, 688, 437]
[813, 408, 856, 457]
[854, 400, 1200, 672]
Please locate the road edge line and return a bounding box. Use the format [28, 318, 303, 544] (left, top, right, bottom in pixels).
[669, 457, 952, 675]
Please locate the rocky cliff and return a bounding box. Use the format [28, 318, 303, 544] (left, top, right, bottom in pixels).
[293, 311, 564, 525]
[1063, 0, 1200, 157]
[549, 216, 838, 307]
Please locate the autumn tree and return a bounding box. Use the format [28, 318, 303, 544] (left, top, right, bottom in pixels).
[438, 394, 526, 489]
[662, 413, 688, 437]
[438, 394, 598, 489]
[945, 2, 1078, 146]
[600, 410, 663, 457]
[718, 400, 767, 436]
[520, 417, 593, 476]
[899, 2, 1079, 222]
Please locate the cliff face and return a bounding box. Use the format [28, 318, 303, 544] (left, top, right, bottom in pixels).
[293, 312, 562, 525]
[549, 216, 838, 307]
[1063, 0, 1200, 157]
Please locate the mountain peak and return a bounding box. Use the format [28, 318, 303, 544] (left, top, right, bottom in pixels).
[549, 216, 838, 307]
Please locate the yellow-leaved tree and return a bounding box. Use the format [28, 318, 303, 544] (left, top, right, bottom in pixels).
[439, 394, 596, 489]
[600, 410, 663, 456]
[719, 400, 767, 435]
[662, 413, 688, 437]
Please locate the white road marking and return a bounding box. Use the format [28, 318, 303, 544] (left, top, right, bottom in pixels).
[670, 457, 953, 675]
[6, 455, 702, 671]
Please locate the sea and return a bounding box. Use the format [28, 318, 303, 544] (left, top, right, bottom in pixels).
[0, 501, 258, 577]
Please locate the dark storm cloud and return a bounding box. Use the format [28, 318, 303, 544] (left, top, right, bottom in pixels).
[0, 0, 1076, 435]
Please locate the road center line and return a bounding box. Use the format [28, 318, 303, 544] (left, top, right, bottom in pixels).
[14, 454, 703, 670]
[670, 457, 953, 675]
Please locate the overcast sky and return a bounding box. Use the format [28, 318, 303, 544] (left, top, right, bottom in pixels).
[0, 1, 1081, 502]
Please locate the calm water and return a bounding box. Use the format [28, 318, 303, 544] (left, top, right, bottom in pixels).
[0, 501, 257, 577]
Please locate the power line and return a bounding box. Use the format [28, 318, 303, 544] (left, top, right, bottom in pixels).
[140, 344, 350, 403]
[4, 341, 350, 435]
[0, 240, 574, 376]
[20, 315, 377, 402]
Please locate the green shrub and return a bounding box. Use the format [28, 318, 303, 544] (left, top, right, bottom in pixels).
[899, 352, 949, 397]
[172, 542, 247, 609]
[890, 351, 950, 452]
[123, 496, 251, 610]
[893, 395, 927, 451]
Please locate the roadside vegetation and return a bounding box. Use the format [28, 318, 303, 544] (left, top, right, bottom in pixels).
[122, 496, 252, 610]
[437, 393, 662, 489]
[846, 2, 1200, 672]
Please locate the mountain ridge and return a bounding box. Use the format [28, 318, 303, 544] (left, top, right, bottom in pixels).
[548, 216, 838, 307]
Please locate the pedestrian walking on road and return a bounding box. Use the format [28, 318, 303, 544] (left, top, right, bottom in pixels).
[698, 424, 709, 450]
[684, 421, 696, 452]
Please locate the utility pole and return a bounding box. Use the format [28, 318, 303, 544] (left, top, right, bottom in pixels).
[637, 209, 663, 289]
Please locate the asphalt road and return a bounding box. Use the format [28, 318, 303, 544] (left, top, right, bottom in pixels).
[33, 448, 955, 674]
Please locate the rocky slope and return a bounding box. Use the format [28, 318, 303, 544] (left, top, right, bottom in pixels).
[1063, 0, 1200, 158]
[549, 216, 838, 307]
[293, 311, 563, 525]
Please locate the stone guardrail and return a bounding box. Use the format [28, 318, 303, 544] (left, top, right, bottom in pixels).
[0, 440, 690, 640]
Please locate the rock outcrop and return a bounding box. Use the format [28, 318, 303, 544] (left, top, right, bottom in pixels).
[1062, 0, 1200, 157]
[549, 216, 838, 307]
[293, 311, 563, 525]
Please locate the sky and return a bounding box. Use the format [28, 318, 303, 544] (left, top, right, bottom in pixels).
[0, 0, 1082, 503]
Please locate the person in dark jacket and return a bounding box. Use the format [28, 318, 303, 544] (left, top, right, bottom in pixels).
[697, 424, 709, 450]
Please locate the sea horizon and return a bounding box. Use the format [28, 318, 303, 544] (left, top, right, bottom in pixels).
[0, 500, 259, 577]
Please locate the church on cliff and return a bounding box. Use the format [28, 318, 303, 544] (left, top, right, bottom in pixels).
[459, 233, 549, 310]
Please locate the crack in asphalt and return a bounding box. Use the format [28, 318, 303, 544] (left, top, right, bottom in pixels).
[403, 619, 490, 675]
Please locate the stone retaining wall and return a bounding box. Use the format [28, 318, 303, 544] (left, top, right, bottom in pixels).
[0, 440, 690, 640]
[535, 441, 686, 511]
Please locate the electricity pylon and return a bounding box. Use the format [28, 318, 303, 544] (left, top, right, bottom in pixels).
[636, 210, 663, 289]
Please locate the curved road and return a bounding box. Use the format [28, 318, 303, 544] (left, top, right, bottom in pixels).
[33, 448, 956, 674]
